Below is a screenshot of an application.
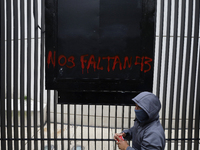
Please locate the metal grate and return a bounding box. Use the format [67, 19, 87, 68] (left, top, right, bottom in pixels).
[154, 0, 200, 150]
[0, 0, 200, 150]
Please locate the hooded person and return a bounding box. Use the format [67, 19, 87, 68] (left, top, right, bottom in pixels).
[114, 91, 165, 150]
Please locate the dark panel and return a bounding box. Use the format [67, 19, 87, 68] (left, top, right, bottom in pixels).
[58, 91, 136, 105]
[45, 0, 155, 104]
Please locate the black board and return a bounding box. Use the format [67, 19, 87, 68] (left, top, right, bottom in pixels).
[45, 0, 156, 105]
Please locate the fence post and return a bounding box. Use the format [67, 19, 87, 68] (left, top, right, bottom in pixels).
[0, 0, 6, 149]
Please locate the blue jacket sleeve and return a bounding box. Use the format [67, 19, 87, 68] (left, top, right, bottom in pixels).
[122, 128, 132, 140]
[123, 125, 165, 150]
[126, 146, 136, 150]
[124, 132, 164, 150]
[122, 126, 134, 141]
[140, 132, 165, 150]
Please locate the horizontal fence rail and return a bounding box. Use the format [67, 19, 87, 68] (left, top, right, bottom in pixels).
[0, 0, 200, 150]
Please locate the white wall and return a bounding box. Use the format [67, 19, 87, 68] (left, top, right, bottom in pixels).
[3, 0, 200, 128]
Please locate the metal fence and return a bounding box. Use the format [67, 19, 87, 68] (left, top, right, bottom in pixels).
[0, 0, 200, 150]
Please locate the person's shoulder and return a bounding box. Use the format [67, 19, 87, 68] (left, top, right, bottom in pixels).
[142, 121, 165, 149]
[144, 120, 165, 137]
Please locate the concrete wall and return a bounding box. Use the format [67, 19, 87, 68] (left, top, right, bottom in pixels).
[4, 0, 200, 128]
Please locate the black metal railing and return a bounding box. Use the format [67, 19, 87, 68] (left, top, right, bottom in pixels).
[0, 0, 200, 150]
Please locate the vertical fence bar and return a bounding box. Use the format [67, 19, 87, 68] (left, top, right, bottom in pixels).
[194, 47, 200, 150]
[74, 104, 76, 150]
[68, 104, 70, 150]
[114, 105, 117, 150]
[54, 91, 57, 150]
[101, 105, 103, 150]
[53, 0, 58, 148]
[128, 106, 132, 146]
[61, 104, 64, 150]
[174, 0, 186, 149]
[20, 0, 25, 149]
[156, 0, 164, 97]
[167, 0, 179, 149]
[81, 105, 83, 149]
[181, 0, 193, 149]
[0, 0, 0, 135]
[13, 0, 19, 149]
[108, 105, 110, 150]
[47, 90, 51, 150]
[51, 0, 58, 147]
[40, 0, 45, 148]
[88, 105, 90, 150]
[122, 105, 124, 131]
[161, 0, 171, 130]
[6, 0, 12, 149]
[128, 106, 131, 129]
[0, 0, 1, 137]
[34, 0, 39, 149]
[27, 0, 32, 148]
[0, 0, 6, 149]
[94, 105, 96, 150]
[187, 0, 200, 148]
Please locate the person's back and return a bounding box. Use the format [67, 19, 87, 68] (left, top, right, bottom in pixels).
[114, 92, 165, 150]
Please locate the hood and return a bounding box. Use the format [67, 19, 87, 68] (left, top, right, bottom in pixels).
[132, 91, 161, 123]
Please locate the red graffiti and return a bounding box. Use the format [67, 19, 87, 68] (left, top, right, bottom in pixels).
[123, 56, 132, 69]
[81, 55, 133, 73]
[47, 51, 153, 74]
[97, 57, 103, 70]
[80, 54, 89, 74]
[87, 55, 97, 73]
[135, 56, 152, 73]
[102, 56, 115, 72]
[58, 55, 67, 66]
[47, 51, 56, 68]
[67, 56, 75, 68]
[47, 51, 75, 69]
[112, 56, 122, 71]
[144, 56, 153, 73]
